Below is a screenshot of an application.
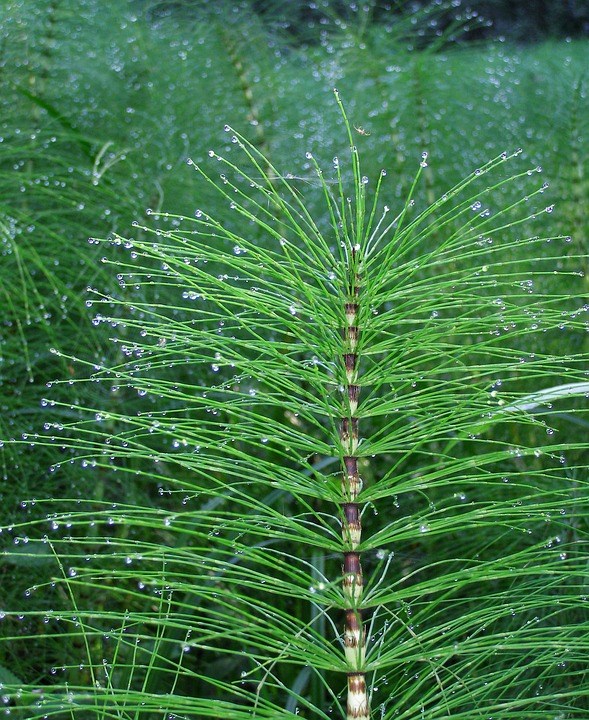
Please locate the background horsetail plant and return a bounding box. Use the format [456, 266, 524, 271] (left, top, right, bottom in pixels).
[2, 92, 589, 719]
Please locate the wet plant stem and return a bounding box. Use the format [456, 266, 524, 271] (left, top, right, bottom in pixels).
[340, 246, 369, 720]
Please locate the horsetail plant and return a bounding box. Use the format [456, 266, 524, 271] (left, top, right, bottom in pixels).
[3, 92, 589, 719]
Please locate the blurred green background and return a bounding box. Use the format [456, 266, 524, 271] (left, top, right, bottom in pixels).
[0, 0, 587, 712]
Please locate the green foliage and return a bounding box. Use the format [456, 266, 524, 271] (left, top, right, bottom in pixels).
[0, 2, 587, 718]
[3, 93, 589, 718]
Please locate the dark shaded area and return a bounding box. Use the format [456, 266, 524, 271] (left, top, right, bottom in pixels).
[143, 0, 589, 45]
[462, 0, 589, 42]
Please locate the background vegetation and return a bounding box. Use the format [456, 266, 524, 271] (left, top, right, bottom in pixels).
[0, 1, 587, 718]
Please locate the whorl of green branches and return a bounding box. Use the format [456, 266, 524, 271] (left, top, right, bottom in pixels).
[1, 92, 588, 719]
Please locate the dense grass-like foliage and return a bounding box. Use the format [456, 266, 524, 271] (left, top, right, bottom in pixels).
[0, 2, 587, 718]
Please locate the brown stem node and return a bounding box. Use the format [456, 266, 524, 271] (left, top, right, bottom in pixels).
[346, 672, 369, 719]
[342, 551, 363, 603]
[341, 417, 359, 454]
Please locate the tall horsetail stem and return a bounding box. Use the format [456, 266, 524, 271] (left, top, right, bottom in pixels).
[341, 248, 369, 720]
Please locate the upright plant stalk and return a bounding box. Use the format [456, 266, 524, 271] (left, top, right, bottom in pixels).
[340, 244, 368, 720]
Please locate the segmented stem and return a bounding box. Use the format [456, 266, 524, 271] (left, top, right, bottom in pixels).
[341, 258, 369, 720]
